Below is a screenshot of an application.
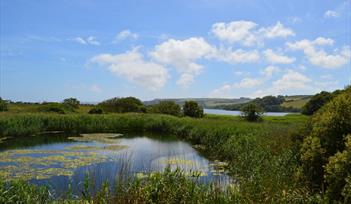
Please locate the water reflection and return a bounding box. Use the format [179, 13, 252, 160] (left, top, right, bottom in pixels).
[0, 133, 232, 197]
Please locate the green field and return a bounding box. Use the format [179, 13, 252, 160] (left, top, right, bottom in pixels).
[281, 95, 312, 109]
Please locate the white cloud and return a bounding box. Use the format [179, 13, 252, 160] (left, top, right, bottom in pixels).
[287, 37, 350, 68]
[90, 84, 102, 93]
[73, 36, 100, 45]
[209, 84, 232, 98]
[263, 49, 295, 64]
[73, 37, 87, 45]
[211, 21, 295, 46]
[114, 30, 138, 42]
[261, 66, 280, 77]
[210, 47, 260, 63]
[211, 21, 259, 46]
[150, 37, 212, 87]
[324, 10, 339, 18]
[259, 21, 295, 38]
[209, 77, 262, 97]
[176, 73, 195, 87]
[90, 48, 169, 91]
[233, 77, 262, 88]
[272, 69, 311, 92]
[250, 70, 312, 97]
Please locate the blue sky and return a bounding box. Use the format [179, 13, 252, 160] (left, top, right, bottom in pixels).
[1, 0, 350, 102]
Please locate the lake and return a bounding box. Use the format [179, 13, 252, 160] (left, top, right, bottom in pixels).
[0, 132, 231, 198]
[204, 108, 292, 116]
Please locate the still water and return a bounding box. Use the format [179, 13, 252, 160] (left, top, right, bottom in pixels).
[0, 132, 230, 197]
[204, 108, 292, 116]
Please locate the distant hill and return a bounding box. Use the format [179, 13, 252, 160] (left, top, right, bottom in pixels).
[212, 95, 313, 112]
[143, 98, 252, 108]
[144, 95, 312, 111]
[281, 95, 312, 109]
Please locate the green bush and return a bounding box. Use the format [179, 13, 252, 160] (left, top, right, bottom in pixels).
[299, 87, 351, 201]
[148, 101, 181, 116]
[240, 103, 264, 122]
[0, 98, 8, 112]
[38, 103, 66, 114]
[324, 135, 351, 202]
[88, 107, 104, 114]
[183, 101, 203, 118]
[62, 98, 80, 110]
[99, 97, 145, 113]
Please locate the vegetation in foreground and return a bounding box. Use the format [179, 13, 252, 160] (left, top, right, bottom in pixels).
[0, 87, 350, 203]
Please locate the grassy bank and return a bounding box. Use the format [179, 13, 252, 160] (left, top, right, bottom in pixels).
[0, 113, 311, 203]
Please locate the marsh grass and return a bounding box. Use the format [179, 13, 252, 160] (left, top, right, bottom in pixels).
[0, 113, 310, 203]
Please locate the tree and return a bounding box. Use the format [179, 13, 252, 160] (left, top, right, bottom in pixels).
[298, 87, 351, 201]
[0, 97, 8, 112]
[240, 103, 264, 122]
[63, 98, 80, 110]
[99, 97, 145, 113]
[149, 101, 181, 116]
[183, 101, 204, 118]
[301, 91, 333, 115]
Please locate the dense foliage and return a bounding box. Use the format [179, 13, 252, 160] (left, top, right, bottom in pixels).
[37, 103, 67, 114]
[99, 97, 146, 113]
[0, 98, 8, 112]
[298, 87, 351, 202]
[216, 95, 300, 112]
[301, 91, 333, 115]
[88, 107, 104, 114]
[183, 101, 204, 118]
[240, 103, 264, 122]
[148, 101, 181, 116]
[62, 98, 80, 110]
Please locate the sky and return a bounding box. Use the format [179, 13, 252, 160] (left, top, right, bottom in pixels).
[1, 0, 350, 102]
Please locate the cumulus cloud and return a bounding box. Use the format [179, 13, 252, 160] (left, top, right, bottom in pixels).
[259, 21, 295, 38]
[287, 37, 350, 68]
[209, 84, 232, 98]
[211, 21, 259, 46]
[209, 47, 260, 63]
[233, 77, 262, 88]
[324, 10, 339, 18]
[263, 49, 295, 64]
[114, 30, 138, 42]
[261, 66, 280, 77]
[73, 36, 100, 45]
[272, 69, 311, 92]
[150, 37, 212, 87]
[211, 21, 294, 46]
[250, 69, 312, 97]
[90, 48, 169, 91]
[209, 77, 262, 97]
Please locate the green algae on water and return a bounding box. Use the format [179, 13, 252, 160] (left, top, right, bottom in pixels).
[68, 133, 123, 143]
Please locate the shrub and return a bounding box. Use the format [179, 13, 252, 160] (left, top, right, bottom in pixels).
[299, 87, 351, 201]
[324, 135, 351, 202]
[38, 103, 66, 114]
[62, 98, 80, 110]
[99, 97, 145, 113]
[182, 101, 203, 118]
[148, 101, 181, 116]
[0, 97, 8, 112]
[240, 103, 264, 122]
[88, 107, 104, 114]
